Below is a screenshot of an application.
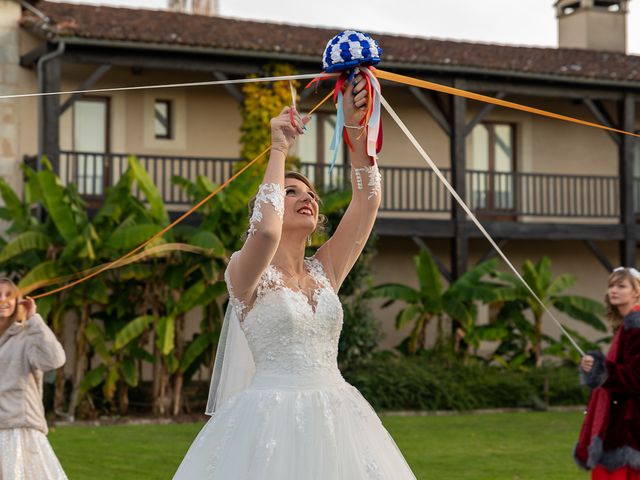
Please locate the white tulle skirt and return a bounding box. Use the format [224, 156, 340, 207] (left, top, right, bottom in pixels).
[174, 372, 416, 479]
[0, 427, 67, 480]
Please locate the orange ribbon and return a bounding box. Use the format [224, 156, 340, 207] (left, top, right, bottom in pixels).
[375, 69, 640, 139]
[30, 90, 334, 300]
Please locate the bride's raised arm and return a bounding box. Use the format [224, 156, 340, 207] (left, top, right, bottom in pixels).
[315, 73, 382, 290]
[226, 107, 307, 312]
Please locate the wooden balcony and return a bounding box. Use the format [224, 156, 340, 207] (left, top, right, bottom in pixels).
[40, 151, 638, 241]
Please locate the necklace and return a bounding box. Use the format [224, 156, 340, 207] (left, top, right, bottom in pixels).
[274, 263, 316, 294]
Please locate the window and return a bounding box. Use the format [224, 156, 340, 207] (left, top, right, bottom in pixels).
[467, 122, 516, 212]
[73, 97, 109, 195]
[154, 99, 172, 139]
[296, 112, 347, 190]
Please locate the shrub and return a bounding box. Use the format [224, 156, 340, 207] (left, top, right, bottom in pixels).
[342, 353, 589, 411]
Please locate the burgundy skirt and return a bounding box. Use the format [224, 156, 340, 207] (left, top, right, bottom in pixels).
[593, 466, 640, 480]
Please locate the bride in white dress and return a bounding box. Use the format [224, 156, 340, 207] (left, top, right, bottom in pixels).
[173, 72, 416, 479]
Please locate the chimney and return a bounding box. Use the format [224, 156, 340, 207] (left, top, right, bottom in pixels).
[556, 0, 630, 52]
[168, 0, 218, 15]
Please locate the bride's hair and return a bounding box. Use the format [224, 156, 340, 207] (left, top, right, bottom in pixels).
[0, 277, 25, 324]
[605, 268, 640, 331]
[247, 171, 328, 234]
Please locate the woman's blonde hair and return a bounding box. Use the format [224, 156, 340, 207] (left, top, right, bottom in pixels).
[605, 268, 640, 331]
[245, 171, 328, 238]
[0, 278, 25, 324]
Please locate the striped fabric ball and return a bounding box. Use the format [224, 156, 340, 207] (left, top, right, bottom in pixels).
[322, 30, 382, 73]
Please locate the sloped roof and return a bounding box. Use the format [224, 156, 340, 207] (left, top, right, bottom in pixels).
[19, 1, 640, 85]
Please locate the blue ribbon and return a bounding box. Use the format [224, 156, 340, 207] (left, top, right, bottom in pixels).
[328, 89, 345, 173]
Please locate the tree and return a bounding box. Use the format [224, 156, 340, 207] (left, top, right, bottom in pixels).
[492, 257, 606, 367]
[366, 248, 501, 355]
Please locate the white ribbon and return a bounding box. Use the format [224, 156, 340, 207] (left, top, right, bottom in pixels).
[380, 93, 586, 357]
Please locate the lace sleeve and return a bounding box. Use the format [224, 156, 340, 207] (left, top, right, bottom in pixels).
[353, 164, 382, 200]
[224, 260, 247, 320]
[247, 183, 285, 236]
[314, 163, 381, 290]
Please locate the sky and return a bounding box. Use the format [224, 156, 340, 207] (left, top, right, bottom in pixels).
[47, 0, 640, 54]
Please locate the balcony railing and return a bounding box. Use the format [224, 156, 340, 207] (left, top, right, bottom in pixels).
[49, 151, 630, 219]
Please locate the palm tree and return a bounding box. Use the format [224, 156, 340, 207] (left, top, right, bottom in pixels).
[366, 248, 501, 355]
[492, 256, 605, 367]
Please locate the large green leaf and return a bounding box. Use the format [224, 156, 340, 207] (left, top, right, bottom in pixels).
[0, 231, 52, 263]
[128, 156, 168, 224]
[116, 264, 154, 281]
[188, 231, 225, 257]
[105, 224, 164, 251]
[0, 178, 30, 228]
[547, 274, 577, 296]
[365, 284, 421, 304]
[415, 249, 442, 299]
[18, 260, 65, 290]
[156, 316, 175, 356]
[103, 366, 119, 401]
[113, 315, 155, 350]
[85, 321, 110, 362]
[172, 282, 205, 316]
[552, 296, 607, 332]
[119, 357, 139, 387]
[79, 365, 107, 393]
[395, 305, 420, 329]
[36, 168, 80, 243]
[94, 169, 135, 224]
[179, 333, 213, 373]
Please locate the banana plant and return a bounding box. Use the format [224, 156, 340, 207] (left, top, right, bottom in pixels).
[491, 257, 606, 367]
[366, 248, 503, 355]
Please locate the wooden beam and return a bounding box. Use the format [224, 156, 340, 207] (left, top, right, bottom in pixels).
[42, 57, 61, 173]
[63, 49, 264, 76]
[409, 87, 451, 135]
[466, 221, 624, 241]
[464, 92, 507, 137]
[582, 240, 614, 272]
[412, 236, 452, 282]
[376, 217, 624, 240]
[212, 71, 244, 103]
[475, 239, 508, 266]
[20, 44, 49, 68]
[375, 218, 454, 238]
[450, 79, 468, 279]
[618, 94, 637, 267]
[60, 64, 112, 114]
[582, 98, 621, 146]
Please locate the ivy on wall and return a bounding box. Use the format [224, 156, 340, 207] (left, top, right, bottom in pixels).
[240, 63, 300, 162]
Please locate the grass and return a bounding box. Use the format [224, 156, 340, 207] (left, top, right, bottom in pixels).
[49, 411, 590, 480]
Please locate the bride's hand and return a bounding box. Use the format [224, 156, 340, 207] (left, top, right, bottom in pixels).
[343, 71, 369, 128]
[270, 107, 308, 155]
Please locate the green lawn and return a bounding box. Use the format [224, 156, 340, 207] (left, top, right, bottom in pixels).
[49, 411, 590, 480]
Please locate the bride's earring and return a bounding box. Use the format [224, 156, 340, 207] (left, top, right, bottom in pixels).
[307, 235, 312, 246]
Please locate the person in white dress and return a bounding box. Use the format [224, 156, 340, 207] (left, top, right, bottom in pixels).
[173, 71, 417, 479]
[0, 278, 67, 480]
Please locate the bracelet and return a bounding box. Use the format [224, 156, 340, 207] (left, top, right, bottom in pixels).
[344, 124, 365, 130]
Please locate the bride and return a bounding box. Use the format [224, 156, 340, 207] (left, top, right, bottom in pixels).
[173, 71, 416, 479]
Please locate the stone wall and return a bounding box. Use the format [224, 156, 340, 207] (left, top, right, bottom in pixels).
[0, 0, 22, 194]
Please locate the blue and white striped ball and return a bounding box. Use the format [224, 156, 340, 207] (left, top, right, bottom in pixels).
[322, 30, 382, 73]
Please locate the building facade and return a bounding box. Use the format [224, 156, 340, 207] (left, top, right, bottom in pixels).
[1, 0, 639, 351]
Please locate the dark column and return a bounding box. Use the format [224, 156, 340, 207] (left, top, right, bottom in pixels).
[619, 94, 637, 267]
[450, 80, 468, 279]
[42, 56, 61, 173]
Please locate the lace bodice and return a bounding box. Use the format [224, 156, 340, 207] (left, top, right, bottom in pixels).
[225, 256, 343, 377]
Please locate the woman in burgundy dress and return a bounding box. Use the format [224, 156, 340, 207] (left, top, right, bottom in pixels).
[575, 267, 640, 479]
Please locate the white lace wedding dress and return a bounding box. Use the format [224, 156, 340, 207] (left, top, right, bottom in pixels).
[173, 255, 416, 479]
